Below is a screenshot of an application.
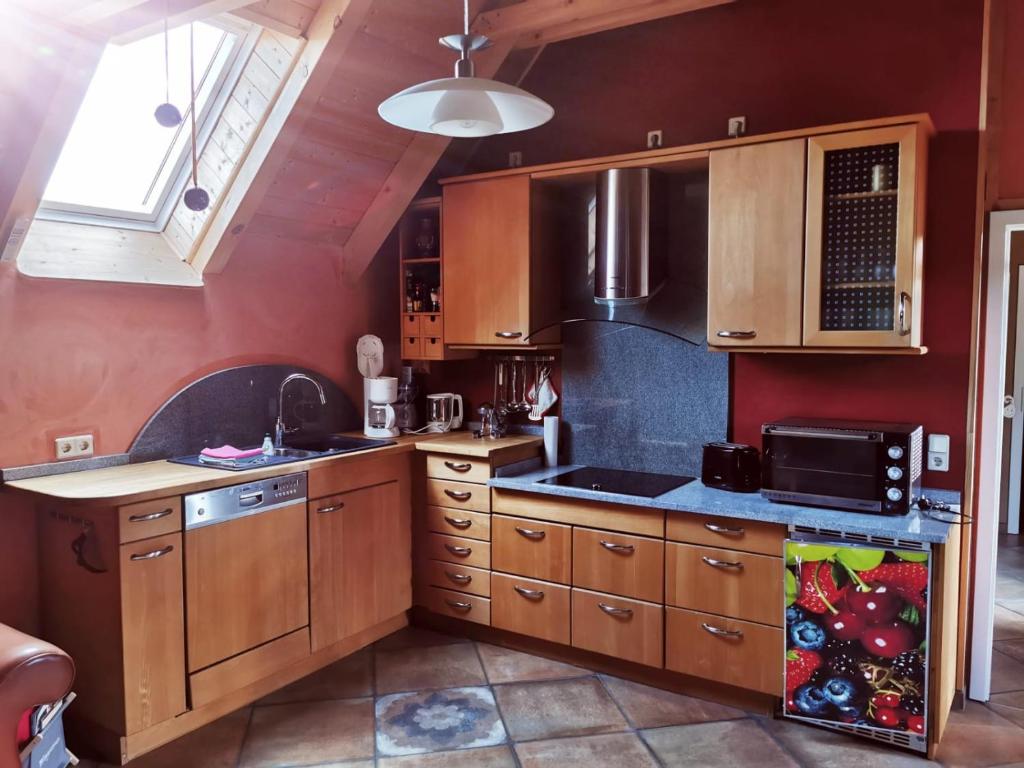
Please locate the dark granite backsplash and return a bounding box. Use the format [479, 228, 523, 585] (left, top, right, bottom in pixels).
[560, 323, 728, 477]
[129, 365, 359, 462]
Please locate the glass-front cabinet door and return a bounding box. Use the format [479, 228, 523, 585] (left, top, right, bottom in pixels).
[803, 124, 927, 348]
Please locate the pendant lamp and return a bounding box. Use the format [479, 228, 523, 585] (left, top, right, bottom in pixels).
[378, 0, 553, 137]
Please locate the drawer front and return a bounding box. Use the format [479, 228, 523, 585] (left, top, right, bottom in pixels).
[426, 479, 491, 512]
[492, 514, 571, 583]
[402, 314, 422, 336]
[425, 505, 491, 541]
[421, 559, 491, 597]
[572, 528, 664, 603]
[667, 513, 785, 557]
[492, 489, 664, 537]
[422, 586, 490, 626]
[666, 607, 783, 695]
[422, 337, 444, 360]
[119, 497, 182, 544]
[422, 313, 443, 336]
[571, 588, 663, 668]
[491, 573, 570, 645]
[424, 532, 491, 569]
[665, 542, 783, 627]
[426, 454, 492, 485]
[402, 335, 422, 359]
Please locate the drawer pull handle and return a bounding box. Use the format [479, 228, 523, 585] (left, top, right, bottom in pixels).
[495, 331, 523, 339]
[130, 545, 174, 561]
[716, 329, 757, 339]
[445, 570, 472, 584]
[317, 503, 345, 514]
[513, 585, 545, 601]
[128, 508, 173, 523]
[515, 526, 546, 540]
[704, 522, 745, 535]
[444, 516, 473, 530]
[445, 544, 473, 557]
[597, 602, 633, 618]
[702, 556, 744, 570]
[444, 599, 472, 612]
[444, 489, 473, 501]
[702, 622, 744, 639]
[600, 540, 635, 554]
[445, 461, 473, 473]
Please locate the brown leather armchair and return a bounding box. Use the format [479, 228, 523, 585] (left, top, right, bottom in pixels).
[0, 624, 74, 768]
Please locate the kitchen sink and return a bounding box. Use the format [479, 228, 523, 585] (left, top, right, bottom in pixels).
[270, 447, 320, 458]
[283, 434, 394, 454]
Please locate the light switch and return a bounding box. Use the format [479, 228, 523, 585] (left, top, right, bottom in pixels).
[927, 433, 950, 472]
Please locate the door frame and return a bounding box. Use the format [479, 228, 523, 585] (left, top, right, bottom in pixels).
[1006, 265, 1024, 536]
[972, 209, 1024, 700]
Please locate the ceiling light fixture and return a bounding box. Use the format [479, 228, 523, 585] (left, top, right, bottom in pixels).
[378, 0, 553, 138]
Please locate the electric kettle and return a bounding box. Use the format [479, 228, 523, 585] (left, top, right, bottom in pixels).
[426, 393, 463, 432]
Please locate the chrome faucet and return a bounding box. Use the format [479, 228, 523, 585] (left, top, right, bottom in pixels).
[275, 373, 327, 447]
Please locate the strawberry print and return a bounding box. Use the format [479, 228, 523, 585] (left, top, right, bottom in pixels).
[795, 561, 848, 614]
[858, 562, 928, 610]
[786, 649, 823, 692]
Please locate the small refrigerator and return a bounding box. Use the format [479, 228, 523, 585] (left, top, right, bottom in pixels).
[784, 533, 931, 753]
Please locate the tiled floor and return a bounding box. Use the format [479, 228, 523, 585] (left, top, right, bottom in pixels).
[75, 619, 1024, 768]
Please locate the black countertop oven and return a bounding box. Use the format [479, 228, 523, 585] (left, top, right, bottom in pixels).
[761, 418, 923, 515]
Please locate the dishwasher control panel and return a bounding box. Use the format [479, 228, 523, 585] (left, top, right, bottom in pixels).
[184, 472, 307, 529]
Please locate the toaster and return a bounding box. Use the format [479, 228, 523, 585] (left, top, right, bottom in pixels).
[701, 442, 761, 493]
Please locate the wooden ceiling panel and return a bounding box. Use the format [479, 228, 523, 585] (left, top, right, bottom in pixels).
[258, 194, 365, 228]
[267, 156, 392, 210]
[232, 0, 321, 38]
[295, 117, 411, 164]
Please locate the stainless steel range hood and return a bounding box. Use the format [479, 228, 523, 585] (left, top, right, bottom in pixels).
[595, 167, 666, 305]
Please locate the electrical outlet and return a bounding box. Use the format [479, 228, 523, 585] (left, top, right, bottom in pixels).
[927, 433, 950, 472]
[728, 116, 747, 138]
[508, 151, 523, 168]
[55, 434, 94, 460]
[646, 130, 663, 149]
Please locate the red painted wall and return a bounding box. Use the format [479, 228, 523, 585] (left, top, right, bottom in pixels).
[996, 0, 1024, 202]
[452, 0, 985, 491]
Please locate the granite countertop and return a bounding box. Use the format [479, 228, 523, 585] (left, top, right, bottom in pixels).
[489, 464, 961, 544]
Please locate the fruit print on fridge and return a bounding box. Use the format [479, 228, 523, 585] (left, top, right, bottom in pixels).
[783, 535, 931, 753]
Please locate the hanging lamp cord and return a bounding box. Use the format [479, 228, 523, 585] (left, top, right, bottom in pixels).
[189, 22, 198, 187]
[463, 0, 469, 35]
[163, 1, 170, 104]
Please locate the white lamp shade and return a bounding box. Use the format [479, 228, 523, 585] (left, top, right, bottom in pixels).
[379, 76, 553, 137]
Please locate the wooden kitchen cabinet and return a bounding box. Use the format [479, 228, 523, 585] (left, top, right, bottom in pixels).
[309, 480, 411, 651]
[707, 138, 807, 347]
[804, 123, 927, 348]
[441, 175, 559, 347]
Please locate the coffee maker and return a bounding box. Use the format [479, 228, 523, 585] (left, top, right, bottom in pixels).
[357, 335, 400, 438]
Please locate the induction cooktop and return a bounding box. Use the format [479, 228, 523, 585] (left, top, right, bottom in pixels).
[538, 466, 695, 498]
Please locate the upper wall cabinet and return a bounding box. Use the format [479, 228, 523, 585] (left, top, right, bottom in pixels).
[708, 120, 929, 353]
[708, 139, 807, 347]
[442, 175, 559, 347]
[804, 124, 927, 348]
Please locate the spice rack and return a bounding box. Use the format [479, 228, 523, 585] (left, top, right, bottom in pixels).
[398, 197, 453, 361]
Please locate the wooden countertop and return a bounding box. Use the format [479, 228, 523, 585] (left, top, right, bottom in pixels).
[4, 431, 542, 505]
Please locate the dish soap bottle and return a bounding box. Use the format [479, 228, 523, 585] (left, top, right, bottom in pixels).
[261, 434, 274, 456]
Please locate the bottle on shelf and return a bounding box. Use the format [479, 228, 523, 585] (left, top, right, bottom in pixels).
[430, 287, 440, 312]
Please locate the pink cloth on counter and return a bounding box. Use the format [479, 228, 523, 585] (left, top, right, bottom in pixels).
[200, 445, 264, 459]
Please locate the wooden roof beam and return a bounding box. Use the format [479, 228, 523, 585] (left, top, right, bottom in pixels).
[191, 0, 374, 274]
[107, 0, 257, 44]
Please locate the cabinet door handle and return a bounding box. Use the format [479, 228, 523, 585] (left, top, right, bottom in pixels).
[702, 556, 744, 570]
[444, 516, 473, 530]
[702, 622, 744, 638]
[128, 508, 173, 523]
[317, 503, 345, 514]
[444, 599, 472, 612]
[514, 585, 545, 601]
[598, 602, 633, 618]
[898, 291, 911, 336]
[716, 330, 757, 339]
[445, 570, 472, 585]
[600, 540, 635, 554]
[445, 544, 473, 557]
[444, 489, 472, 501]
[130, 544, 174, 561]
[515, 526, 546, 540]
[495, 331, 523, 339]
[444, 461, 473, 473]
[704, 522, 745, 536]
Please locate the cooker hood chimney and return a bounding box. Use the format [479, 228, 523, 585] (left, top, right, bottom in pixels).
[595, 167, 666, 305]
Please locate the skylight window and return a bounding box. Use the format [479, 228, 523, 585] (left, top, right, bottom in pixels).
[38, 20, 247, 230]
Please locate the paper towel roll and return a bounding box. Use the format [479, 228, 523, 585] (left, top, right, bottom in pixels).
[544, 416, 559, 468]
